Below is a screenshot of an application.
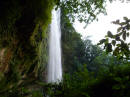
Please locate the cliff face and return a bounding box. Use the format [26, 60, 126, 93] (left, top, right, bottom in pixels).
[0, 0, 54, 96]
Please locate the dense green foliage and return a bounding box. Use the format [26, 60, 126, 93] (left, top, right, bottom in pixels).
[61, 9, 123, 74]
[61, 9, 84, 73]
[61, 8, 102, 73]
[44, 62, 130, 97]
[59, 0, 107, 26]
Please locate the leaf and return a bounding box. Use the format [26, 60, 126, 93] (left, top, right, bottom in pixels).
[106, 43, 112, 52]
[112, 85, 120, 90]
[114, 77, 122, 82]
[116, 44, 121, 47]
[107, 31, 113, 38]
[97, 39, 106, 45]
[113, 47, 119, 56]
[112, 40, 116, 46]
[126, 32, 129, 37]
[122, 31, 126, 40]
[112, 20, 120, 24]
[115, 35, 120, 41]
[117, 27, 122, 32]
[119, 22, 126, 26]
[123, 17, 128, 21]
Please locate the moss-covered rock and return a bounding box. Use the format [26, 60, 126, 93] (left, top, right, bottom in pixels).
[0, 0, 56, 96]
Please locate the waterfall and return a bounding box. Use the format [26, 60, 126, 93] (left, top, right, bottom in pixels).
[47, 8, 62, 83]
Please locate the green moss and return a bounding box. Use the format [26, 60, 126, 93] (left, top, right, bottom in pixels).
[0, 0, 56, 96]
[32, 91, 43, 97]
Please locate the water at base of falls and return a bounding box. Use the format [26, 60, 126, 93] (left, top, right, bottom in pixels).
[47, 8, 62, 83]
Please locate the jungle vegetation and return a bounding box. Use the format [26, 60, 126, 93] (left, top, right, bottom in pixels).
[0, 0, 129, 97]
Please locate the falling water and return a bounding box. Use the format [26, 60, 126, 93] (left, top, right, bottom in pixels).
[47, 8, 62, 83]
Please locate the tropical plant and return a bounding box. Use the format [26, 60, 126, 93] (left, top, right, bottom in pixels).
[98, 17, 130, 60]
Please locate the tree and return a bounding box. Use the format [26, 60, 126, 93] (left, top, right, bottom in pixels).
[61, 10, 85, 73]
[57, 0, 107, 27]
[98, 17, 130, 60]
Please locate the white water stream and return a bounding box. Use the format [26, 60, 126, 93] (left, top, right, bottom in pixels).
[47, 8, 62, 83]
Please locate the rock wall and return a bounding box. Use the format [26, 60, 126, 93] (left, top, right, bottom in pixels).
[0, 0, 55, 96]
